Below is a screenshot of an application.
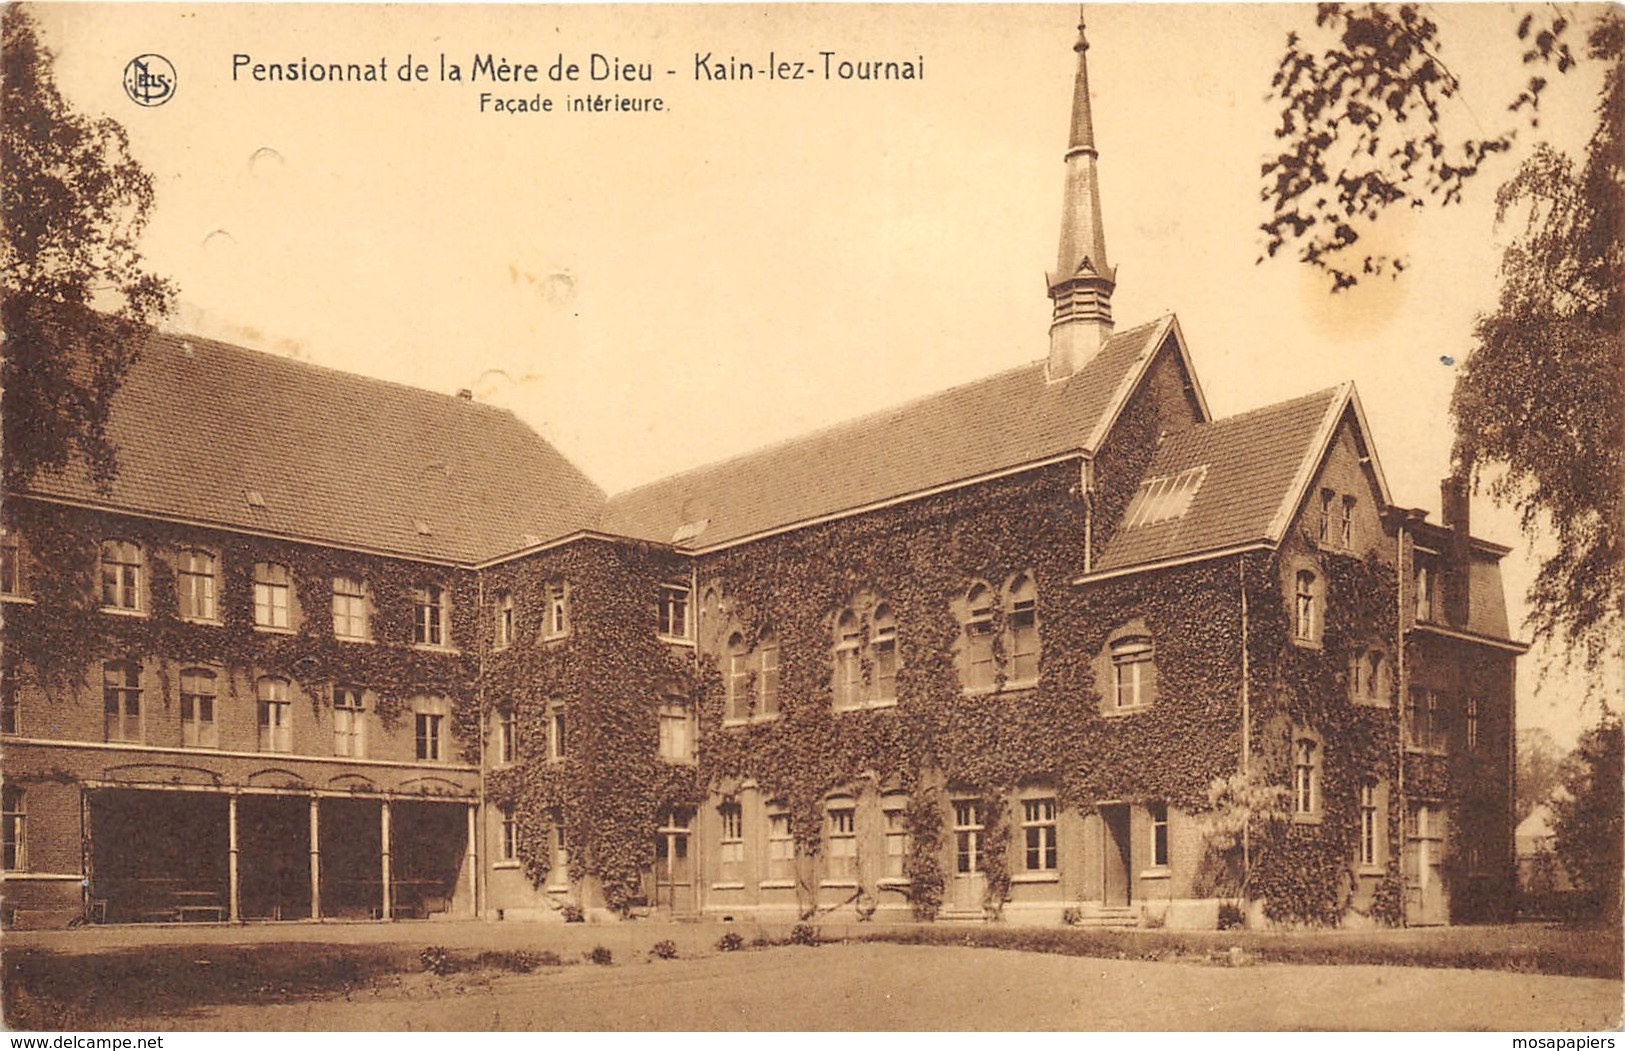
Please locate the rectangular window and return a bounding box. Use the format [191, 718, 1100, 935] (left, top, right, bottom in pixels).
[658, 584, 691, 639]
[834, 614, 862, 710]
[873, 616, 898, 702]
[1360, 783, 1379, 866]
[1427, 690, 1444, 752]
[414, 584, 446, 646]
[1294, 570, 1318, 642]
[544, 584, 569, 638]
[826, 806, 857, 880]
[1022, 797, 1057, 872]
[1293, 738, 1320, 816]
[494, 592, 514, 649]
[550, 822, 569, 885]
[1, 670, 16, 736]
[0, 531, 22, 598]
[499, 806, 517, 862]
[766, 808, 793, 881]
[257, 678, 292, 753]
[334, 686, 366, 757]
[1318, 488, 1334, 542]
[415, 712, 444, 761]
[103, 661, 143, 743]
[1111, 638, 1153, 710]
[882, 801, 908, 879]
[1414, 562, 1434, 622]
[180, 668, 219, 748]
[719, 803, 745, 883]
[177, 549, 217, 621]
[548, 707, 567, 762]
[954, 800, 983, 875]
[1466, 696, 1479, 752]
[332, 576, 368, 640]
[254, 563, 292, 630]
[496, 709, 517, 765]
[1151, 802, 1169, 867]
[2, 786, 24, 871]
[101, 540, 142, 611]
[758, 638, 780, 716]
[1340, 495, 1356, 548]
[658, 699, 694, 762]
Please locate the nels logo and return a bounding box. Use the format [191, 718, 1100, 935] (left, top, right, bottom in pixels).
[123, 54, 177, 107]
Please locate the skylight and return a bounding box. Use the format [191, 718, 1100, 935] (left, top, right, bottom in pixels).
[1123, 465, 1208, 528]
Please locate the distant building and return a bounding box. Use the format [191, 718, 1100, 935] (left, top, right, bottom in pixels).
[1, 14, 1524, 930]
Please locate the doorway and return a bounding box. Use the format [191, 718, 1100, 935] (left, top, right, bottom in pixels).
[1100, 803, 1132, 907]
[951, 799, 986, 911]
[1405, 802, 1448, 925]
[653, 808, 693, 914]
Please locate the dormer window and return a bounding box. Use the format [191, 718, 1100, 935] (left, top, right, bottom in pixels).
[100, 540, 143, 612]
[253, 562, 293, 631]
[414, 582, 449, 646]
[658, 583, 691, 640]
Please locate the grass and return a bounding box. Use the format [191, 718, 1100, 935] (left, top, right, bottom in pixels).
[854, 923, 1623, 979]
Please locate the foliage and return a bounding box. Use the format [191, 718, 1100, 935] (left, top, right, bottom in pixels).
[560, 903, 584, 924]
[650, 939, 679, 960]
[1193, 762, 1292, 899]
[715, 931, 745, 952]
[418, 946, 455, 976]
[583, 945, 613, 966]
[1450, 13, 1624, 683]
[788, 923, 820, 947]
[1549, 716, 1623, 923]
[1515, 727, 1570, 821]
[1261, 3, 1583, 289]
[2, 6, 175, 488]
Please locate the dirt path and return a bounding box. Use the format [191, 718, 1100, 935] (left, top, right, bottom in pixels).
[133, 944, 1622, 1031]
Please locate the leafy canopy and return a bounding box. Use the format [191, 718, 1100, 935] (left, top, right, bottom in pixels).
[1, 5, 174, 488]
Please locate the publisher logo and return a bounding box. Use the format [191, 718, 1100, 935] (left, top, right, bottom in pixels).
[123, 54, 176, 107]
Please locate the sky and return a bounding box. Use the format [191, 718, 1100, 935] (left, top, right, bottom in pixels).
[31, 3, 1616, 745]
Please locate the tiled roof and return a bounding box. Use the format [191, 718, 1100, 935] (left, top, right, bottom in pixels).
[23, 330, 606, 563]
[1093, 386, 1342, 573]
[602, 318, 1172, 548]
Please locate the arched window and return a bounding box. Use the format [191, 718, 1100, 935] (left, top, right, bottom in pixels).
[833, 610, 862, 710]
[872, 604, 897, 703]
[962, 584, 995, 691]
[180, 668, 218, 748]
[1293, 569, 1320, 644]
[757, 626, 780, 716]
[257, 676, 292, 753]
[100, 540, 143, 611]
[334, 685, 366, 758]
[1109, 635, 1155, 710]
[726, 632, 751, 722]
[1293, 733, 1322, 820]
[543, 582, 569, 638]
[1006, 574, 1039, 684]
[254, 562, 293, 630]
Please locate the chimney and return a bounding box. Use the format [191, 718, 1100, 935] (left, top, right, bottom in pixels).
[456, 388, 474, 400]
[1439, 475, 1471, 626]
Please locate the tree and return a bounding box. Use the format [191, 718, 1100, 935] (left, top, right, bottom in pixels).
[1515, 727, 1570, 822]
[1549, 716, 1622, 923]
[1, 4, 174, 490]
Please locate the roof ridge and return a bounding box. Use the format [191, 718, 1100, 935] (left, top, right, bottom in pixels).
[609, 316, 1167, 502]
[1194, 383, 1345, 430]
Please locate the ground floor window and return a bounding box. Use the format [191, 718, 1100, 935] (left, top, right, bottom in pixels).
[180, 668, 218, 748]
[1022, 797, 1057, 872]
[1360, 783, 1379, 866]
[1150, 801, 1169, 867]
[882, 796, 908, 879]
[499, 805, 517, 862]
[719, 802, 744, 883]
[826, 803, 856, 880]
[334, 686, 366, 758]
[257, 677, 292, 753]
[766, 805, 793, 882]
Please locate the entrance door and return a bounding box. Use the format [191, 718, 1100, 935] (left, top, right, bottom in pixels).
[951, 799, 986, 911]
[653, 808, 693, 914]
[1405, 802, 1448, 925]
[1101, 804, 1132, 907]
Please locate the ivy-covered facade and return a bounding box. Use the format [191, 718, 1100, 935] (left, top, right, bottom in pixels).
[1, 14, 1523, 930]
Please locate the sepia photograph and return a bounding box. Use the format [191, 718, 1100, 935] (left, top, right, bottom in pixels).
[1, 1, 1620, 1035]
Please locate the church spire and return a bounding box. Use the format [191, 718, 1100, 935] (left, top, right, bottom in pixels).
[1047, 8, 1115, 381]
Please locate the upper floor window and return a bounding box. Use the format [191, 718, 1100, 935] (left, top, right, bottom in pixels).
[493, 590, 514, 650]
[1318, 487, 1335, 543]
[0, 529, 22, 599]
[334, 685, 366, 758]
[2, 786, 24, 871]
[1022, 796, 1057, 873]
[1340, 495, 1356, 548]
[825, 801, 857, 881]
[1466, 696, 1480, 752]
[658, 583, 691, 640]
[1349, 647, 1389, 706]
[1414, 560, 1435, 622]
[658, 691, 695, 763]
[1006, 574, 1039, 684]
[103, 660, 143, 742]
[100, 540, 143, 612]
[414, 696, 447, 761]
[726, 632, 752, 722]
[833, 610, 863, 710]
[872, 604, 898, 703]
[495, 708, 517, 765]
[0, 669, 16, 736]
[179, 668, 219, 748]
[253, 562, 293, 631]
[257, 676, 292, 752]
[1293, 569, 1321, 644]
[1293, 734, 1322, 820]
[1407, 687, 1445, 752]
[414, 583, 449, 647]
[757, 627, 780, 717]
[962, 583, 996, 691]
[547, 703, 567, 762]
[543, 583, 569, 639]
[177, 549, 218, 622]
[332, 576, 369, 640]
[1110, 635, 1155, 711]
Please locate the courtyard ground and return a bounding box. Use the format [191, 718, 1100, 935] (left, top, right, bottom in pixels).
[4, 919, 1621, 1031]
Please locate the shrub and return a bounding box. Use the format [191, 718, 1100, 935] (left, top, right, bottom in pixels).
[789, 923, 820, 947]
[477, 949, 546, 974]
[419, 946, 457, 976]
[1061, 907, 1083, 927]
[1217, 903, 1246, 930]
[651, 939, 679, 960]
[561, 904, 585, 923]
[750, 934, 771, 949]
[716, 931, 745, 953]
[584, 945, 613, 966]
[535, 950, 564, 968]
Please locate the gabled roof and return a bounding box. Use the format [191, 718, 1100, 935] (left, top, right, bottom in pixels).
[602, 317, 1180, 549]
[1091, 385, 1345, 575]
[23, 330, 607, 564]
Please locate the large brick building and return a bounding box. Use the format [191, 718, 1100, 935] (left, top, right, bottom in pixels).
[0, 15, 1523, 930]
